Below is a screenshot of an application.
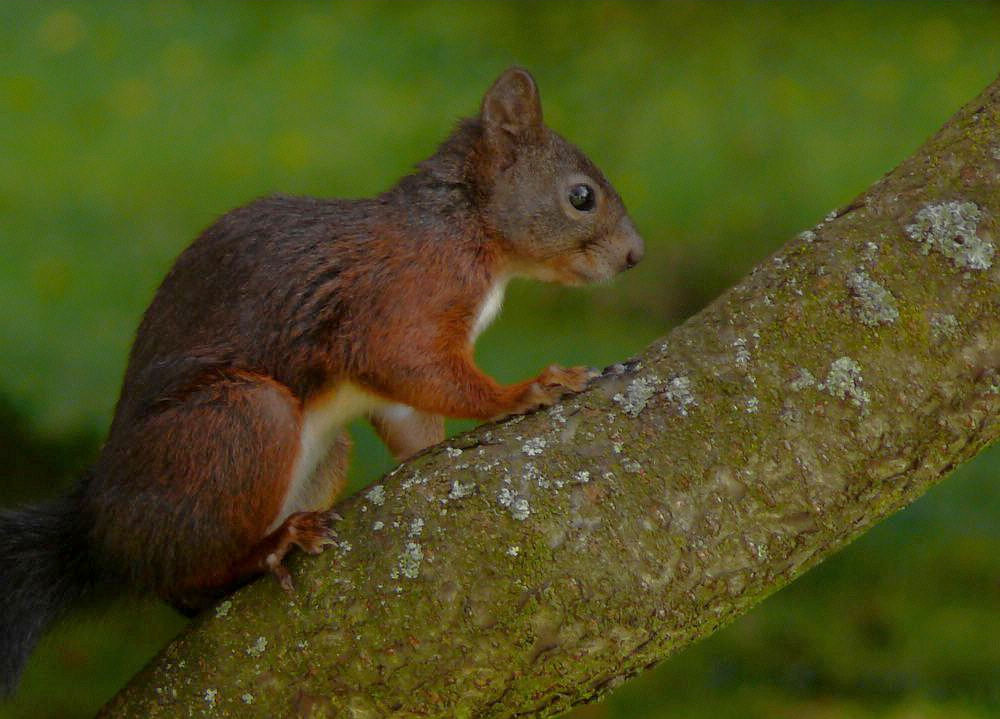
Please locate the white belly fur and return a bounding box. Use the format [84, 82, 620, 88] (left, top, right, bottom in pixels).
[269, 382, 385, 531]
[471, 278, 507, 342]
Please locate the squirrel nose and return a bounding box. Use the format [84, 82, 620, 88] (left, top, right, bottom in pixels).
[618, 217, 644, 270]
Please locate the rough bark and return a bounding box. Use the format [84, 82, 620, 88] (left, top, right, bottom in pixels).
[99, 75, 1000, 718]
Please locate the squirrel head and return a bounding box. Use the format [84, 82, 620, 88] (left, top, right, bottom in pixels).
[473, 67, 644, 285]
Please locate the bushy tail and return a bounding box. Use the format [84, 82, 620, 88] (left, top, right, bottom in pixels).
[0, 489, 95, 696]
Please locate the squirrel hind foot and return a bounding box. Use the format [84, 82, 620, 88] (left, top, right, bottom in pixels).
[263, 510, 339, 596]
[170, 509, 341, 608]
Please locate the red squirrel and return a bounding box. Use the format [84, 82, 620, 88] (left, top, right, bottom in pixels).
[0, 67, 642, 694]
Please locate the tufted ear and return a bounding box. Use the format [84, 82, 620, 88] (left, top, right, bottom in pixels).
[480, 67, 543, 149]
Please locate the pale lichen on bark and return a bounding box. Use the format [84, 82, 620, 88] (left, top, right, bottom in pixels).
[846, 269, 899, 326]
[99, 75, 1000, 718]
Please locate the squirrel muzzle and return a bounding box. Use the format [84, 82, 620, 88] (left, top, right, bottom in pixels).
[615, 215, 645, 271]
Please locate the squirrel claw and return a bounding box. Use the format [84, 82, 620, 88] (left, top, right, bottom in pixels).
[539, 364, 592, 394]
[287, 510, 339, 555]
[503, 364, 595, 418]
[261, 510, 339, 594]
[266, 551, 297, 596]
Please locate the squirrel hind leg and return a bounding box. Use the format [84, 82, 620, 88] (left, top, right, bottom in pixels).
[170, 430, 351, 610]
[93, 370, 307, 609]
[173, 510, 339, 609]
[175, 509, 340, 611]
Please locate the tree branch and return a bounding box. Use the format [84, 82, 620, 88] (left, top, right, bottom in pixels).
[99, 75, 1000, 718]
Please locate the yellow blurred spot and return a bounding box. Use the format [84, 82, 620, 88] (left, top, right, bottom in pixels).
[271, 130, 313, 173]
[769, 74, 806, 117]
[32, 256, 72, 301]
[2, 75, 42, 112]
[915, 17, 959, 65]
[38, 9, 85, 54]
[110, 78, 156, 118]
[860, 63, 902, 107]
[162, 41, 204, 83]
[147, 0, 194, 27]
[218, 140, 259, 182]
[658, 86, 702, 142]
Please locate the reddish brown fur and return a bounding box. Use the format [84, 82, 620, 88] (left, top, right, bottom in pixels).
[80, 67, 643, 609]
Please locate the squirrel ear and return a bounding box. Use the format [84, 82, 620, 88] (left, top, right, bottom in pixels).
[481, 67, 543, 146]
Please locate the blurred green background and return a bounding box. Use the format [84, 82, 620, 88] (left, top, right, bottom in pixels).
[1, 2, 998, 717]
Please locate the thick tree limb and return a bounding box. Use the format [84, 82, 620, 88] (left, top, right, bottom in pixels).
[99, 75, 1000, 718]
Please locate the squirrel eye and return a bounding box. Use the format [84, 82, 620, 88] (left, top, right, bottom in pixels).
[568, 183, 596, 212]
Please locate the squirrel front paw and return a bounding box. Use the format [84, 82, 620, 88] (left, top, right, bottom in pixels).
[508, 364, 595, 416]
[537, 364, 596, 393]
